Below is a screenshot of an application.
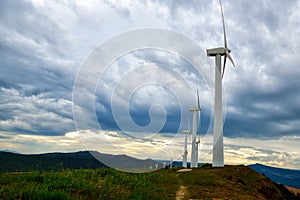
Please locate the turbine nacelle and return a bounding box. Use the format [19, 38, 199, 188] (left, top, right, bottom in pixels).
[189, 87, 201, 112]
[189, 107, 201, 112]
[206, 47, 230, 56]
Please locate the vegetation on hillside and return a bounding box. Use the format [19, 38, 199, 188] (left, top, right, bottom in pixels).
[0, 168, 179, 200]
[0, 164, 299, 200]
[179, 164, 300, 200]
[0, 151, 107, 172]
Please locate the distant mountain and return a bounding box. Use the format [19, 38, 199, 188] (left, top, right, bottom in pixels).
[249, 163, 300, 189]
[0, 151, 107, 172]
[0, 149, 20, 154]
[90, 151, 163, 172]
[0, 151, 162, 173]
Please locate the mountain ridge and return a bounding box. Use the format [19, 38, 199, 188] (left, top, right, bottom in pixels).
[249, 163, 300, 189]
[0, 150, 162, 173]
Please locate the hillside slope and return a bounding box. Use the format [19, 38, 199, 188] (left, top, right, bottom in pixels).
[179, 164, 299, 199]
[1, 164, 299, 199]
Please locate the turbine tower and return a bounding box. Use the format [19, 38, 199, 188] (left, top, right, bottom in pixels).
[195, 137, 200, 167]
[207, 0, 235, 167]
[189, 89, 201, 168]
[182, 129, 190, 168]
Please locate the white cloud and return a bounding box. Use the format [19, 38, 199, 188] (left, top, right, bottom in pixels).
[224, 136, 300, 169]
[0, 87, 74, 135]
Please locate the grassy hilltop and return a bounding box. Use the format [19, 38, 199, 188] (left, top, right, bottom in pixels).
[1, 164, 299, 200]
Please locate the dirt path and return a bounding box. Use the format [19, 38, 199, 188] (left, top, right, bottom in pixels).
[177, 169, 192, 173]
[175, 185, 187, 200]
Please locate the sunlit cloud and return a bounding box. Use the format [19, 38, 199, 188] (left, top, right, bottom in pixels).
[1, 130, 299, 169]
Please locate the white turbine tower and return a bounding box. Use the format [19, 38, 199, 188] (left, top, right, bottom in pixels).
[182, 129, 190, 168]
[182, 112, 191, 168]
[195, 137, 200, 167]
[189, 89, 201, 168]
[207, 0, 235, 167]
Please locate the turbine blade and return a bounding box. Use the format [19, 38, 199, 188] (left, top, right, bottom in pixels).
[222, 54, 227, 79]
[198, 109, 201, 136]
[197, 88, 200, 108]
[219, 0, 227, 49]
[226, 51, 236, 67]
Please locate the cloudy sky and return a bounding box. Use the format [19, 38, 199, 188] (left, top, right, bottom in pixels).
[0, 0, 300, 169]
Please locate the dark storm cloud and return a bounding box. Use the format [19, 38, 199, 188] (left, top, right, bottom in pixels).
[220, 0, 300, 138]
[0, 0, 77, 136]
[0, 0, 299, 141]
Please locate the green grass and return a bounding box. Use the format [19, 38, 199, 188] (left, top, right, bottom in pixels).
[177, 164, 298, 200]
[0, 168, 180, 200]
[0, 165, 298, 200]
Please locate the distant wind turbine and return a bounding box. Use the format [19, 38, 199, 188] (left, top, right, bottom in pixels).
[189, 88, 201, 168]
[207, 0, 236, 167]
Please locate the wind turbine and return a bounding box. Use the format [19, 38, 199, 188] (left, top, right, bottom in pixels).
[189, 88, 201, 168]
[207, 0, 235, 167]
